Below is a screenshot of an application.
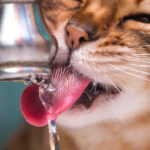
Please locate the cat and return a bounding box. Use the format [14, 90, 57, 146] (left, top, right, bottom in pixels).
[5, 0, 150, 149]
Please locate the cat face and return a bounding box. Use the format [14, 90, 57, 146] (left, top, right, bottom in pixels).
[41, 0, 150, 128]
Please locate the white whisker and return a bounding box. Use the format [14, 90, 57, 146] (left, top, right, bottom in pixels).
[129, 64, 150, 68]
[112, 73, 143, 100]
[105, 74, 121, 93]
[118, 65, 150, 75]
[110, 65, 150, 82]
[130, 60, 150, 64]
[130, 64, 150, 67]
[101, 67, 121, 93]
[109, 55, 150, 64]
[131, 53, 150, 56]
[118, 57, 150, 64]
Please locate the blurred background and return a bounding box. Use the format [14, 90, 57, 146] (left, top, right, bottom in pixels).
[0, 82, 26, 150]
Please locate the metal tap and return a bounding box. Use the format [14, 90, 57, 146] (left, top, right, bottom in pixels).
[0, 0, 57, 82]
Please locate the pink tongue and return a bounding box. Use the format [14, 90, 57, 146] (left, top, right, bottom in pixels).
[21, 66, 90, 127]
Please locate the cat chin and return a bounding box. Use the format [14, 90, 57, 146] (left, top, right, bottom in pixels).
[56, 87, 150, 129]
[55, 58, 150, 129]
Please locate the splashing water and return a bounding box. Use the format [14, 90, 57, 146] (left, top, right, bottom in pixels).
[39, 81, 59, 150]
[24, 74, 59, 150]
[48, 120, 60, 150]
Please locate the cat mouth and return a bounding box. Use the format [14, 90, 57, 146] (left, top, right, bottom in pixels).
[72, 80, 121, 109]
[21, 65, 121, 127]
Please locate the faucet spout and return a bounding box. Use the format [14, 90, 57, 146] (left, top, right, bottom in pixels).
[0, 0, 57, 82]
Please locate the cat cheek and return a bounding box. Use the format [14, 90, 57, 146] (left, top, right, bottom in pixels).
[121, 20, 150, 32]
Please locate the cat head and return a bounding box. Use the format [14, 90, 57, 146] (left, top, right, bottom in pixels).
[41, 0, 150, 128]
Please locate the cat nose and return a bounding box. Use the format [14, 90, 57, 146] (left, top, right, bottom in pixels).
[65, 24, 89, 50]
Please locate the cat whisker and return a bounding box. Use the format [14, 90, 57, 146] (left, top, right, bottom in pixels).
[130, 53, 150, 56]
[112, 73, 143, 99]
[118, 54, 150, 59]
[105, 74, 121, 93]
[115, 56, 150, 64]
[108, 55, 150, 64]
[110, 65, 150, 82]
[129, 64, 150, 68]
[101, 67, 121, 93]
[118, 65, 150, 75]
[128, 60, 150, 64]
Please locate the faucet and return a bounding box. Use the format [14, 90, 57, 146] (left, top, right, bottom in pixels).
[0, 0, 57, 83]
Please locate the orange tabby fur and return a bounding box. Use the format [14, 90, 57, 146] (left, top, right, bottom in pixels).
[5, 0, 150, 149]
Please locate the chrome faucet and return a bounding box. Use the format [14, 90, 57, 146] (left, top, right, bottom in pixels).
[0, 0, 57, 82]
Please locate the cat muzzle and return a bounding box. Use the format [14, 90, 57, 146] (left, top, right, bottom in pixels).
[0, 0, 57, 82]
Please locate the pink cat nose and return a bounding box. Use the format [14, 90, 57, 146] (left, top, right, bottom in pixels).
[65, 24, 89, 50]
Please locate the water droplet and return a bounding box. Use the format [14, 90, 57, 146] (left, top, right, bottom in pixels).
[42, 101, 46, 106]
[47, 84, 56, 92]
[39, 80, 55, 93]
[23, 74, 55, 89]
[24, 79, 32, 86]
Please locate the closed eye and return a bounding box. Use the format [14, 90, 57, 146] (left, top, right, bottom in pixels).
[120, 14, 150, 24]
[76, 0, 83, 2]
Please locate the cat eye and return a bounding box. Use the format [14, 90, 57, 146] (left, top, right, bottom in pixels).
[76, 0, 83, 2]
[122, 14, 150, 24]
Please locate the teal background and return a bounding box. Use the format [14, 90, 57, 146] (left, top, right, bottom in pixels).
[0, 82, 26, 149]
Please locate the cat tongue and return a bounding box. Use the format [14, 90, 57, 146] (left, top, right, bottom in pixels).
[21, 66, 90, 127]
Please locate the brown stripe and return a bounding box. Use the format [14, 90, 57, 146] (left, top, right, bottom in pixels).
[135, 0, 144, 5]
